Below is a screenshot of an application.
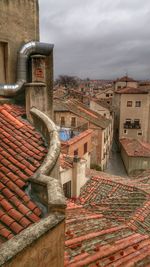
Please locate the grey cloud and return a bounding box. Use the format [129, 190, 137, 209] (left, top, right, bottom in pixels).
[39, 0, 150, 79]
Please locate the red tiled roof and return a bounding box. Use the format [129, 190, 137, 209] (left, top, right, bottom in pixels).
[116, 87, 148, 94]
[115, 76, 136, 82]
[65, 173, 150, 266]
[54, 99, 110, 129]
[0, 104, 47, 244]
[60, 154, 73, 169]
[120, 138, 150, 157]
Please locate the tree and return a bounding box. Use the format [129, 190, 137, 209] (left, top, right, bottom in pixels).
[55, 75, 78, 88]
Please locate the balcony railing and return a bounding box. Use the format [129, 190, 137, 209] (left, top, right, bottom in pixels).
[124, 123, 141, 129]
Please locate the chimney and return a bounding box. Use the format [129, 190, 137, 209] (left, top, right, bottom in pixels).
[72, 156, 87, 197]
[25, 48, 53, 122]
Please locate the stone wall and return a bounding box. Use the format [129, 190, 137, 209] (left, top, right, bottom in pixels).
[0, 0, 39, 83]
[2, 217, 65, 267]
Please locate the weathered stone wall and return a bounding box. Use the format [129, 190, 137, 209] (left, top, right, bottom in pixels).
[0, 0, 39, 83]
[3, 220, 65, 267]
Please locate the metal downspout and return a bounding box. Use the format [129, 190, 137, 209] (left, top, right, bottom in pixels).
[0, 41, 54, 96]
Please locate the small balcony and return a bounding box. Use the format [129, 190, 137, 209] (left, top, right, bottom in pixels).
[124, 122, 141, 129]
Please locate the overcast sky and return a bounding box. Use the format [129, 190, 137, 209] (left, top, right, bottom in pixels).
[39, 0, 150, 80]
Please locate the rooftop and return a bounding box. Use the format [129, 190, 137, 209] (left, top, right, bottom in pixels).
[120, 138, 150, 158]
[116, 87, 148, 94]
[60, 154, 73, 170]
[65, 172, 150, 266]
[0, 104, 47, 244]
[115, 76, 137, 83]
[54, 99, 110, 129]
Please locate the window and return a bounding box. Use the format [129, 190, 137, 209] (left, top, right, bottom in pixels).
[137, 132, 142, 136]
[60, 116, 65, 126]
[124, 129, 128, 134]
[135, 101, 141, 107]
[134, 119, 140, 125]
[63, 181, 71, 198]
[0, 42, 8, 83]
[106, 93, 109, 97]
[74, 149, 78, 156]
[124, 119, 132, 129]
[127, 101, 132, 107]
[126, 119, 131, 123]
[134, 119, 140, 129]
[84, 143, 88, 154]
[134, 119, 140, 126]
[107, 101, 110, 104]
[71, 117, 76, 127]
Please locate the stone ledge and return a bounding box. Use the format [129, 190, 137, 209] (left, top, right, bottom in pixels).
[30, 107, 60, 175]
[30, 174, 66, 212]
[0, 213, 65, 266]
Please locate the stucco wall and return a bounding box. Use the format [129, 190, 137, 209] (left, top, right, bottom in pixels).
[4, 221, 65, 267]
[0, 0, 39, 83]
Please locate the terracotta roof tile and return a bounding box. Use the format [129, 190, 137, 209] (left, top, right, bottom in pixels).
[120, 138, 150, 157]
[65, 172, 150, 266]
[0, 104, 48, 245]
[116, 87, 148, 94]
[54, 99, 110, 129]
[115, 76, 136, 82]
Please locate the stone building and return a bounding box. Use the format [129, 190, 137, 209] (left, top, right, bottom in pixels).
[54, 99, 113, 170]
[0, 1, 65, 266]
[113, 75, 138, 91]
[61, 129, 93, 168]
[120, 138, 150, 175]
[0, 0, 39, 84]
[115, 87, 150, 142]
[90, 99, 113, 120]
[95, 88, 114, 107]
